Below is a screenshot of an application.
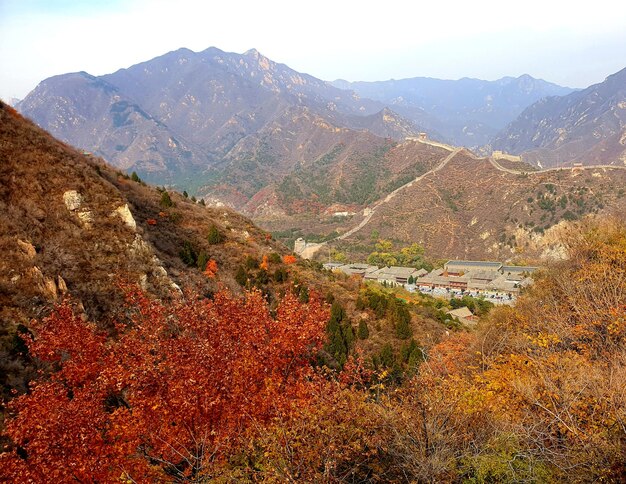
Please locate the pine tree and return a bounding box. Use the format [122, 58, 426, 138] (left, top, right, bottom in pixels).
[299, 286, 309, 303]
[207, 225, 223, 245]
[130, 171, 141, 182]
[235, 266, 248, 287]
[357, 320, 369, 339]
[196, 251, 209, 272]
[324, 302, 354, 367]
[160, 191, 173, 208]
[179, 241, 197, 267]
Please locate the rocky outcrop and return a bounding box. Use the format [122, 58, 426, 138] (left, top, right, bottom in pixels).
[63, 190, 93, 227]
[113, 204, 137, 231]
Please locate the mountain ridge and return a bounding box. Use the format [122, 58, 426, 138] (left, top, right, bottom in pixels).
[492, 66, 626, 167]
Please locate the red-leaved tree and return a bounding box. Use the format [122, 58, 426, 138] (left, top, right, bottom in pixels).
[0, 287, 328, 482]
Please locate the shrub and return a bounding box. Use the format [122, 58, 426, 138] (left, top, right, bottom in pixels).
[160, 191, 173, 208]
[235, 266, 248, 286]
[357, 320, 369, 339]
[207, 225, 223, 245]
[179, 241, 197, 267]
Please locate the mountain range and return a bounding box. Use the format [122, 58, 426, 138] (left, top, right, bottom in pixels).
[18, 47, 417, 189]
[19, 47, 610, 196]
[14, 47, 626, 259]
[333, 74, 575, 147]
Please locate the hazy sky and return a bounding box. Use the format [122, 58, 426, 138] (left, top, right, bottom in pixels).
[1, 0, 625, 101]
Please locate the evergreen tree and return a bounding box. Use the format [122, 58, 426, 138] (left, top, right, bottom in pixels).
[160, 191, 173, 208]
[130, 171, 141, 182]
[357, 320, 369, 339]
[179, 241, 197, 267]
[207, 225, 223, 245]
[182, 191, 188, 198]
[299, 286, 309, 303]
[235, 266, 248, 287]
[196, 251, 209, 272]
[324, 302, 354, 367]
[391, 299, 412, 339]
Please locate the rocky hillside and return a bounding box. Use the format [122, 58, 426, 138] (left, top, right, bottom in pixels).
[18, 47, 420, 192]
[333, 75, 574, 147]
[325, 150, 626, 261]
[492, 66, 626, 167]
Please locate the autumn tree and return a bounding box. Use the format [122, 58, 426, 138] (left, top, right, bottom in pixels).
[0, 288, 328, 482]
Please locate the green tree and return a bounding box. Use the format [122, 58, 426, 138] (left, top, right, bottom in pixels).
[299, 286, 310, 303]
[324, 302, 354, 367]
[235, 266, 248, 286]
[196, 251, 209, 272]
[357, 320, 369, 340]
[160, 191, 173, 208]
[391, 299, 412, 339]
[179, 241, 197, 267]
[130, 171, 141, 182]
[207, 225, 223, 245]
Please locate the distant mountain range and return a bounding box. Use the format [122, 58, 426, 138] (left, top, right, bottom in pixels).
[333, 75, 575, 147]
[492, 67, 626, 167]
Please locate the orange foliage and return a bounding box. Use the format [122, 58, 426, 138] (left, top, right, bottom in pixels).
[0, 288, 328, 482]
[204, 259, 218, 278]
[259, 254, 269, 271]
[283, 254, 297, 265]
[158, 211, 167, 217]
[146, 218, 157, 226]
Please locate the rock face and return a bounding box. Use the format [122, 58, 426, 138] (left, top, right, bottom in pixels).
[492, 67, 626, 167]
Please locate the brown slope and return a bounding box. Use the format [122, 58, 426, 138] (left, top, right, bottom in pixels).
[250, 139, 451, 245]
[331, 150, 626, 260]
[198, 107, 428, 211]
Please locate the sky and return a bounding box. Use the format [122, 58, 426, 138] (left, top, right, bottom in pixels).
[1, 0, 625, 101]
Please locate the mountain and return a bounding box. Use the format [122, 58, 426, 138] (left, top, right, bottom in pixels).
[333, 75, 575, 147]
[492, 67, 626, 167]
[18, 47, 421, 192]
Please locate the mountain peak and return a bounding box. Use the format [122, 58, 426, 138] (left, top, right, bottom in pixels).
[244, 48, 262, 58]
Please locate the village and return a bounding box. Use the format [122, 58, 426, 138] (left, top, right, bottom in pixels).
[323, 259, 537, 306]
